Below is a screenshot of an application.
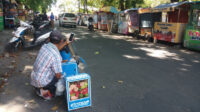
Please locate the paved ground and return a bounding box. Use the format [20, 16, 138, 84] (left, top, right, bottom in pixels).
[0, 23, 200, 112]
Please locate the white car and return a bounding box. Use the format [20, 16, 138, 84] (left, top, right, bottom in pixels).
[59, 13, 77, 28]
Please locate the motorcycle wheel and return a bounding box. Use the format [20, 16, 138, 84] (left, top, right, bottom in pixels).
[5, 42, 19, 52]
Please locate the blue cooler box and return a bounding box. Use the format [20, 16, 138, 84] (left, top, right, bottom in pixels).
[62, 62, 79, 77]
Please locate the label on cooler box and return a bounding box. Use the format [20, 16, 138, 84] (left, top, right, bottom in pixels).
[66, 73, 91, 111]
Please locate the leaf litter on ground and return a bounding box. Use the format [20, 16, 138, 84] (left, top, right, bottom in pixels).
[118, 80, 123, 84]
[51, 105, 59, 111]
[94, 51, 100, 55]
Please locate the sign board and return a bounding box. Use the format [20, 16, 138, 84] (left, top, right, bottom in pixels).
[184, 29, 200, 51]
[66, 73, 91, 111]
[154, 22, 186, 43]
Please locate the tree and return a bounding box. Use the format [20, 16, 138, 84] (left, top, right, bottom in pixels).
[19, 0, 57, 12]
[118, 0, 144, 11]
[119, 0, 124, 11]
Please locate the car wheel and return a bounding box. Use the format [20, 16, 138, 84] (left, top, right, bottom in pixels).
[74, 25, 76, 28]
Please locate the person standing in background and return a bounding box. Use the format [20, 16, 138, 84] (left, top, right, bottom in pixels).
[107, 13, 113, 33]
[50, 12, 55, 28]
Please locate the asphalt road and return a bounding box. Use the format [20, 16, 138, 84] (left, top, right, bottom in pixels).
[0, 24, 200, 112]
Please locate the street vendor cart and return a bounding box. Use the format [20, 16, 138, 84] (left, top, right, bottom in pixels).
[118, 8, 139, 35]
[99, 6, 118, 31]
[183, 1, 200, 51]
[0, 0, 4, 31]
[138, 8, 161, 41]
[111, 13, 119, 33]
[118, 11, 128, 34]
[152, 1, 190, 44]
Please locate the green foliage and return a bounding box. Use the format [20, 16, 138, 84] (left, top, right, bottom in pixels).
[19, 0, 57, 12]
[142, 0, 170, 7]
[80, 0, 144, 11]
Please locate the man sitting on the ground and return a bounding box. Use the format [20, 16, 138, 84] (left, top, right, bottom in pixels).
[31, 30, 69, 100]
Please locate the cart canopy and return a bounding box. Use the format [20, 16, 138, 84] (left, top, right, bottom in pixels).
[138, 8, 152, 14]
[100, 6, 119, 14]
[124, 8, 139, 13]
[152, 1, 188, 12]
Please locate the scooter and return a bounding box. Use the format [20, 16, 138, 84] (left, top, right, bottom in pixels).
[5, 20, 52, 52]
[88, 21, 94, 32]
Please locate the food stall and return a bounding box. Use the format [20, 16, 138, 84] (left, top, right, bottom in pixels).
[118, 8, 139, 35]
[3, 0, 18, 28]
[118, 11, 128, 34]
[111, 12, 119, 33]
[99, 6, 118, 31]
[138, 8, 161, 41]
[0, 0, 4, 31]
[152, 1, 190, 44]
[184, 1, 200, 51]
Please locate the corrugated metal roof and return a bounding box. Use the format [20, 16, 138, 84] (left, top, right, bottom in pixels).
[154, 1, 188, 9]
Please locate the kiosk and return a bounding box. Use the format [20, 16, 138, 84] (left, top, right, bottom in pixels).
[152, 1, 190, 44]
[184, 1, 200, 51]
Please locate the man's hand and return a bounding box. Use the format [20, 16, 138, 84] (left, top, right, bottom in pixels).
[55, 73, 62, 79]
[64, 37, 70, 45]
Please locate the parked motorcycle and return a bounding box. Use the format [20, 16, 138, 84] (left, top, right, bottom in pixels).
[5, 20, 52, 52]
[88, 21, 94, 32]
[88, 17, 94, 32]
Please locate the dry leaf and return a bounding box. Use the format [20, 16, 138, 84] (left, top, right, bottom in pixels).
[4, 53, 9, 58]
[3, 72, 9, 78]
[26, 99, 35, 104]
[51, 106, 58, 111]
[94, 51, 100, 55]
[102, 85, 106, 89]
[118, 80, 123, 84]
[25, 83, 29, 86]
[11, 60, 16, 64]
[9, 54, 17, 58]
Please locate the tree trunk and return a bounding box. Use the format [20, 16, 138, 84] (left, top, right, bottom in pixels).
[125, 0, 129, 9]
[119, 0, 124, 11]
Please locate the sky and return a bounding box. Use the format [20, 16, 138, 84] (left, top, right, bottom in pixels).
[47, 0, 79, 16]
[47, 0, 98, 16]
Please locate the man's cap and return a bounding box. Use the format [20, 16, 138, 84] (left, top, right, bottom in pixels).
[49, 30, 65, 41]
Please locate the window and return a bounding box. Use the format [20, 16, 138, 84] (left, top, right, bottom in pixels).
[65, 13, 75, 17]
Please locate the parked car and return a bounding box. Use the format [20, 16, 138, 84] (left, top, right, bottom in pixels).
[59, 13, 77, 28]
